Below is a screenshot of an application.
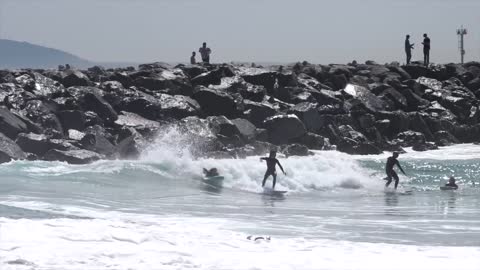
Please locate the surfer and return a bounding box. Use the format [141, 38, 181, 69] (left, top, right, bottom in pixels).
[384, 152, 406, 189]
[443, 176, 458, 190]
[260, 150, 286, 189]
[247, 235, 271, 241]
[203, 168, 219, 177]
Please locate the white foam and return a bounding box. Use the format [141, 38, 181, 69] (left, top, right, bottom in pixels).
[1, 216, 479, 270]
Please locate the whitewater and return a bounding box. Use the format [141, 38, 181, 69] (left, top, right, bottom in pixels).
[1, 130, 480, 270]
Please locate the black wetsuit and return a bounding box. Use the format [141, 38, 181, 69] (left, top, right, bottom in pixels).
[385, 157, 400, 189]
[445, 183, 458, 189]
[423, 37, 431, 66]
[405, 39, 413, 65]
[261, 157, 284, 189]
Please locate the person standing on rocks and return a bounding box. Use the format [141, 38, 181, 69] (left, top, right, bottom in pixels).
[199, 42, 212, 64]
[190, 52, 197, 64]
[384, 152, 406, 190]
[405, 35, 414, 65]
[422, 33, 431, 67]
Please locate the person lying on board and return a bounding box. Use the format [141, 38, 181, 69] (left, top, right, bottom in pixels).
[443, 176, 458, 190]
[260, 150, 286, 189]
[203, 168, 219, 177]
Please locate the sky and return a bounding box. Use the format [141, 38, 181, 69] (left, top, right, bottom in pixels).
[0, 0, 479, 64]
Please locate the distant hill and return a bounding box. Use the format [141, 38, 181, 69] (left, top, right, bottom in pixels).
[0, 39, 97, 69]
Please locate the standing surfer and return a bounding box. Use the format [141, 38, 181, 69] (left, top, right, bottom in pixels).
[384, 152, 406, 189]
[260, 151, 286, 189]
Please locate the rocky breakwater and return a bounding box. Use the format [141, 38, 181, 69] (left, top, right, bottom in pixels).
[0, 60, 479, 164]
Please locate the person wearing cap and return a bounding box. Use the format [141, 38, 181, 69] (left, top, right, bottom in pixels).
[384, 152, 406, 189]
[260, 150, 286, 189]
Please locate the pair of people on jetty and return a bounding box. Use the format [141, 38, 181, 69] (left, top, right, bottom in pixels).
[405, 33, 430, 66]
[384, 152, 457, 190]
[191, 42, 212, 64]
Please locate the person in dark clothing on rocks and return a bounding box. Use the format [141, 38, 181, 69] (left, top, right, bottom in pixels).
[384, 152, 406, 189]
[405, 35, 414, 65]
[260, 150, 286, 189]
[199, 42, 212, 64]
[190, 52, 196, 64]
[422, 33, 431, 67]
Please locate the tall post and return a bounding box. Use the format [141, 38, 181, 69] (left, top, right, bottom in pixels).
[457, 26, 467, 64]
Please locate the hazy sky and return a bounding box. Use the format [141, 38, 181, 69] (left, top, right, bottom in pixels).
[1, 0, 479, 64]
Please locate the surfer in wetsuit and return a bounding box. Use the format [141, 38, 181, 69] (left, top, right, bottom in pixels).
[260, 150, 286, 189]
[203, 168, 219, 177]
[444, 176, 458, 190]
[384, 152, 406, 189]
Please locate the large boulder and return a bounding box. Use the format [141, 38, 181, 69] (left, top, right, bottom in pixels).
[282, 144, 310, 157]
[192, 86, 238, 117]
[231, 118, 257, 141]
[83, 91, 118, 124]
[288, 102, 322, 133]
[114, 111, 161, 132]
[434, 130, 459, 146]
[57, 110, 86, 131]
[191, 66, 235, 86]
[342, 84, 389, 113]
[263, 114, 306, 144]
[15, 133, 52, 156]
[0, 132, 26, 163]
[0, 107, 29, 139]
[157, 94, 202, 119]
[335, 125, 382, 155]
[133, 69, 192, 96]
[243, 100, 277, 127]
[116, 128, 148, 159]
[62, 71, 91, 88]
[293, 132, 331, 150]
[44, 149, 103, 164]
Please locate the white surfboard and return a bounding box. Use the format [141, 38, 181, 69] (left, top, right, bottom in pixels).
[262, 187, 287, 195]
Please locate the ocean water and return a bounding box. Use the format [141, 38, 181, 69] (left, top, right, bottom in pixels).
[1, 131, 480, 270]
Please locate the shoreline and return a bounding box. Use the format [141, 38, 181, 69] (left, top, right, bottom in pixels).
[0, 60, 479, 164]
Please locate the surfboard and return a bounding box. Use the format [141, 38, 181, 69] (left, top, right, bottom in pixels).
[262, 187, 287, 196]
[202, 175, 225, 182]
[384, 188, 413, 195]
[440, 186, 458, 191]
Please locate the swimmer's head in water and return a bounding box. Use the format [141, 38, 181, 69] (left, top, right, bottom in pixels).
[269, 150, 277, 158]
[393, 152, 399, 158]
[449, 176, 456, 183]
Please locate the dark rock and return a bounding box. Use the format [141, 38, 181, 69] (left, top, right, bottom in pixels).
[58, 110, 86, 131]
[116, 128, 148, 159]
[293, 132, 331, 150]
[231, 118, 257, 141]
[133, 69, 192, 96]
[15, 133, 51, 156]
[0, 132, 26, 163]
[80, 128, 116, 157]
[288, 102, 322, 133]
[434, 130, 459, 146]
[380, 88, 408, 110]
[243, 100, 277, 127]
[207, 116, 239, 138]
[412, 142, 438, 152]
[83, 91, 118, 124]
[395, 131, 426, 147]
[157, 94, 202, 119]
[342, 84, 388, 113]
[282, 144, 310, 157]
[63, 71, 91, 88]
[180, 65, 208, 79]
[335, 125, 382, 155]
[263, 114, 306, 144]
[403, 65, 430, 79]
[0, 107, 29, 139]
[114, 111, 161, 132]
[192, 86, 238, 117]
[191, 66, 235, 86]
[44, 149, 103, 164]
